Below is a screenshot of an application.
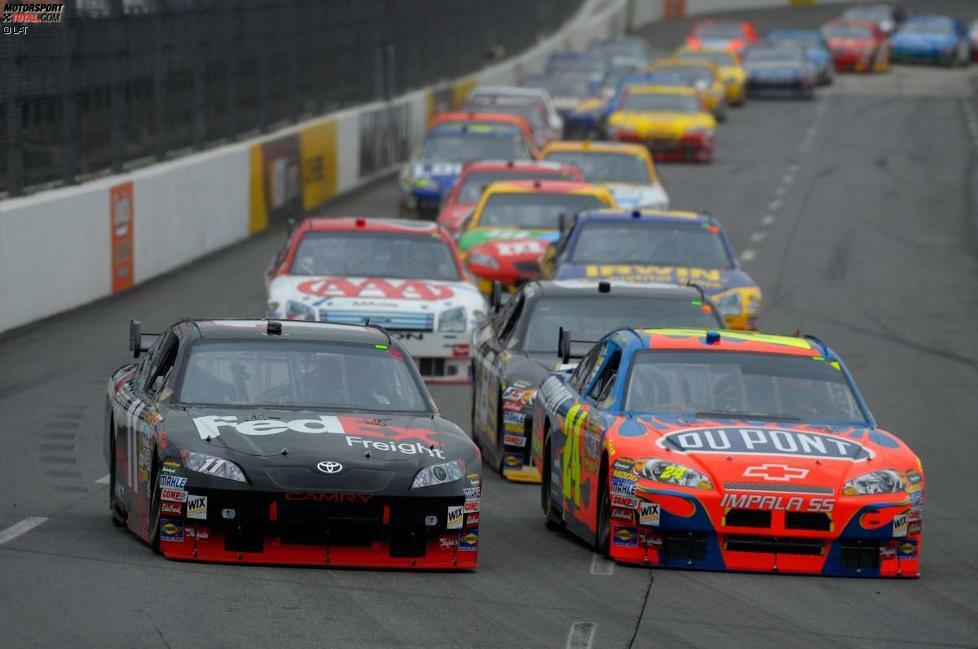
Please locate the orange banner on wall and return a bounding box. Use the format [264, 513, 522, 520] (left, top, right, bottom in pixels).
[663, 0, 686, 19]
[110, 181, 134, 293]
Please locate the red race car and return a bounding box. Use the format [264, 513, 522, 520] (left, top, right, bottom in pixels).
[821, 20, 891, 73]
[685, 20, 758, 53]
[437, 160, 584, 235]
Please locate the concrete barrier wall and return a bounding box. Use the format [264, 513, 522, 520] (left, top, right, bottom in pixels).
[0, 0, 864, 335]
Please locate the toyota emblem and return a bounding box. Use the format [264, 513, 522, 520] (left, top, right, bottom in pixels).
[317, 461, 343, 474]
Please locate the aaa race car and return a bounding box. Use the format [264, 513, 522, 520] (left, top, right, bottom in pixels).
[533, 328, 924, 577]
[471, 280, 723, 481]
[607, 86, 717, 163]
[265, 217, 486, 383]
[540, 140, 669, 210]
[437, 160, 583, 235]
[457, 180, 614, 294]
[398, 122, 533, 220]
[106, 319, 482, 569]
[545, 208, 761, 330]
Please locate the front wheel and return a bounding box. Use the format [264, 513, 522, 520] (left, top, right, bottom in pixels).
[542, 435, 564, 531]
[108, 421, 125, 528]
[148, 457, 162, 553]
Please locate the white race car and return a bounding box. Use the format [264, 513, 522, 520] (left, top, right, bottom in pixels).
[266, 217, 487, 383]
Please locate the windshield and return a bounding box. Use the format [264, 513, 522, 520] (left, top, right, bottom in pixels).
[457, 169, 570, 203]
[179, 341, 429, 412]
[619, 92, 701, 113]
[536, 76, 593, 99]
[654, 65, 714, 83]
[695, 23, 745, 40]
[823, 25, 872, 40]
[289, 231, 461, 281]
[418, 133, 527, 162]
[547, 54, 606, 75]
[570, 221, 733, 268]
[624, 350, 868, 424]
[521, 297, 720, 352]
[744, 47, 803, 64]
[461, 101, 544, 129]
[676, 50, 735, 66]
[900, 19, 953, 35]
[544, 151, 650, 184]
[479, 192, 607, 229]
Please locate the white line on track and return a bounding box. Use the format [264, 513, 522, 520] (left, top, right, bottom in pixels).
[767, 199, 782, 212]
[0, 517, 48, 545]
[739, 249, 757, 263]
[774, 185, 788, 197]
[590, 555, 615, 575]
[95, 474, 110, 484]
[565, 622, 597, 649]
[761, 214, 776, 226]
[782, 173, 795, 185]
[750, 231, 767, 243]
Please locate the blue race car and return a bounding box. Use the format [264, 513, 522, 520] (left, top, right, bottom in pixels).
[742, 42, 817, 99]
[891, 16, 972, 66]
[543, 208, 762, 330]
[766, 29, 835, 85]
[398, 123, 533, 220]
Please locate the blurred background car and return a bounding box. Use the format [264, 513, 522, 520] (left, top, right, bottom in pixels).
[588, 35, 653, 71]
[839, 3, 907, 36]
[464, 86, 564, 147]
[523, 74, 605, 139]
[742, 42, 817, 99]
[821, 19, 892, 73]
[673, 47, 748, 106]
[971, 19, 978, 61]
[647, 58, 729, 122]
[890, 15, 973, 66]
[606, 86, 717, 163]
[766, 29, 835, 85]
[685, 19, 759, 53]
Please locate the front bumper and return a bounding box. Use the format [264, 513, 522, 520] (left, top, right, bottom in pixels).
[746, 78, 813, 98]
[159, 490, 480, 570]
[891, 47, 955, 65]
[608, 488, 920, 577]
[833, 51, 887, 73]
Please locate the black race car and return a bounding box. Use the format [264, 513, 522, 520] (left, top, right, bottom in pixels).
[105, 319, 481, 569]
[743, 42, 818, 99]
[470, 280, 724, 482]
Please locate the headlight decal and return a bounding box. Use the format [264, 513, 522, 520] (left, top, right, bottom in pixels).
[437, 306, 468, 333]
[184, 452, 248, 483]
[843, 469, 906, 496]
[411, 459, 464, 489]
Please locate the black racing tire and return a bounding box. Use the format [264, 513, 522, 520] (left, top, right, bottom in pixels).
[542, 434, 564, 531]
[148, 456, 162, 554]
[108, 418, 125, 528]
[494, 388, 506, 473]
[595, 460, 611, 557]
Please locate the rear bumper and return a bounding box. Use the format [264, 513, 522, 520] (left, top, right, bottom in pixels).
[608, 490, 920, 577]
[615, 132, 714, 163]
[158, 491, 480, 570]
[746, 79, 813, 97]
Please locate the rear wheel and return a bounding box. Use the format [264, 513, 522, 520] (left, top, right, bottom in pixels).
[148, 456, 162, 554]
[595, 461, 611, 557]
[494, 388, 507, 474]
[108, 419, 125, 528]
[542, 435, 564, 531]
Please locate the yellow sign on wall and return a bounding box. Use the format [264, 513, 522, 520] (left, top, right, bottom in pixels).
[299, 119, 338, 212]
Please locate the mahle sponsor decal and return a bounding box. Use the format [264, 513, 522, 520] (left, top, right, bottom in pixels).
[659, 427, 873, 461]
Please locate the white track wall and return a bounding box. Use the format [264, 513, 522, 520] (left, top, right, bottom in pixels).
[0, 0, 864, 334]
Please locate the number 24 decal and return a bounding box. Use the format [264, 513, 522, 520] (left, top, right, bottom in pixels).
[562, 403, 588, 507]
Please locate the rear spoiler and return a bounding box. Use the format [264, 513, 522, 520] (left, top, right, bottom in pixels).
[558, 327, 598, 365]
[129, 319, 158, 359]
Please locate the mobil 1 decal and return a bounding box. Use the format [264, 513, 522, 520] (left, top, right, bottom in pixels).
[658, 427, 873, 461]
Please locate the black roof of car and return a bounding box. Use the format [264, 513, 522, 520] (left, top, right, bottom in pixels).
[528, 280, 705, 301]
[190, 319, 390, 344]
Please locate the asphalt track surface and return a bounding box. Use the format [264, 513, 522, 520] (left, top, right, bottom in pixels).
[2, 3, 978, 648]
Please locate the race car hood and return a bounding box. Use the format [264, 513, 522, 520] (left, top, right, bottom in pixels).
[604, 182, 670, 209]
[623, 416, 912, 487]
[553, 263, 754, 295]
[457, 227, 561, 254]
[268, 275, 485, 324]
[179, 408, 449, 461]
[608, 111, 713, 139]
[892, 32, 956, 50]
[407, 160, 464, 198]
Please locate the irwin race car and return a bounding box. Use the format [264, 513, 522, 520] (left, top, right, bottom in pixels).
[545, 208, 761, 330]
[534, 328, 924, 577]
[106, 319, 483, 569]
[265, 217, 486, 383]
[471, 280, 723, 481]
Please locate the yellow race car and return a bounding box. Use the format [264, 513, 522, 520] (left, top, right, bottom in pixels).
[647, 58, 728, 122]
[673, 46, 747, 106]
[539, 140, 669, 210]
[606, 85, 717, 163]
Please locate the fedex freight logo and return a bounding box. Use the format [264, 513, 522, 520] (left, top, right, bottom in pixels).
[659, 427, 873, 461]
[192, 415, 445, 458]
[2, 2, 63, 35]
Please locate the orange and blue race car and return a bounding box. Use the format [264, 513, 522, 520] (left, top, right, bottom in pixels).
[533, 328, 924, 577]
[544, 208, 761, 330]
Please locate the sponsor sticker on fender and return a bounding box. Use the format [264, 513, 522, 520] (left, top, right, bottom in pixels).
[611, 494, 638, 510]
[160, 519, 184, 542]
[447, 506, 463, 530]
[459, 530, 479, 552]
[659, 427, 873, 461]
[612, 527, 638, 547]
[464, 500, 480, 514]
[159, 475, 187, 489]
[186, 495, 207, 521]
[892, 511, 908, 538]
[503, 434, 526, 447]
[639, 502, 661, 527]
[161, 502, 182, 516]
[160, 488, 187, 503]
